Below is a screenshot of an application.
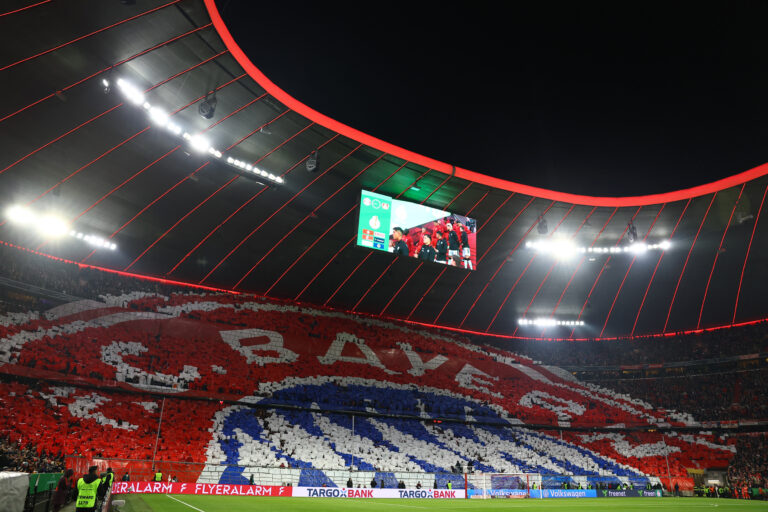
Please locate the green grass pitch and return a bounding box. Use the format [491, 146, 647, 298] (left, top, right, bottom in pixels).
[117, 494, 768, 512]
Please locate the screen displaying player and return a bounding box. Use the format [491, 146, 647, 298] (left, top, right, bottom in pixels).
[356, 190, 477, 270]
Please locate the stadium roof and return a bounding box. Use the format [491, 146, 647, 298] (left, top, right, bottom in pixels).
[0, 0, 767, 339]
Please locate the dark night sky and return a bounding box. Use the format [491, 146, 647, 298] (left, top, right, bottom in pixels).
[218, 2, 768, 197]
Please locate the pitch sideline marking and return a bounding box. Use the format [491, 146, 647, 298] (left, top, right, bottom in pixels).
[165, 494, 206, 512]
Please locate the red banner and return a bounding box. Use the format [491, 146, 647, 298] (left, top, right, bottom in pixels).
[112, 481, 291, 497]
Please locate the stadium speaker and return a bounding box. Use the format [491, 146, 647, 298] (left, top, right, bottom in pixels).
[537, 215, 548, 234]
[198, 92, 217, 119]
[306, 150, 319, 172]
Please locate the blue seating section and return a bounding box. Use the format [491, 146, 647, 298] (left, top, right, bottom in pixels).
[215, 383, 653, 487]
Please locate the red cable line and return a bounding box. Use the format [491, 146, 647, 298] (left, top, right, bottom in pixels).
[31, 127, 149, 202]
[103, 107, 292, 256]
[0, 50, 229, 182]
[360, 174, 459, 313]
[379, 262, 424, 315]
[204, 0, 768, 208]
[569, 207, 642, 338]
[334, 172, 455, 310]
[119, 104, 290, 271]
[73, 145, 181, 222]
[0, 104, 122, 177]
[73, 87, 267, 219]
[481, 203, 572, 331]
[0, 0, 182, 72]
[517, 206, 597, 325]
[434, 192, 520, 322]
[469, 199, 549, 300]
[266, 160, 409, 295]
[325, 252, 373, 306]
[477, 193, 514, 231]
[294, 240, 353, 301]
[630, 199, 691, 337]
[0, 24, 212, 125]
[598, 204, 666, 337]
[124, 175, 241, 271]
[0, 0, 51, 17]
[79, 76, 250, 264]
[549, 208, 619, 321]
[167, 121, 315, 276]
[0, 240, 237, 294]
[374, 184, 475, 316]
[662, 193, 717, 333]
[697, 184, 744, 329]
[321, 170, 433, 305]
[511, 205, 585, 335]
[352, 259, 398, 311]
[231, 146, 377, 289]
[405, 189, 489, 321]
[5, 236, 768, 341]
[29, 74, 250, 255]
[294, 165, 427, 300]
[28, 54, 234, 204]
[733, 182, 768, 323]
[198, 134, 342, 283]
[480, 201, 558, 331]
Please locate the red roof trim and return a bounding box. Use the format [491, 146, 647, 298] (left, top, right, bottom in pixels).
[204, 0, 768, 207]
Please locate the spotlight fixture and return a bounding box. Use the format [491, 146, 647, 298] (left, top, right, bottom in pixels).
[529, 239, 672, 257]
[306, 150, 319, 173]
[198, 92, 217, 120]
[260, 123, 272, 135]
[102, 78, 111, 94]
[110, 76, 284, 185]
[536, 214, 548, 235]
[6, 204, 117, 249]
[627, 221, 638, 243]
[410, 180, 422, 192]
[517, 317, 585, 327]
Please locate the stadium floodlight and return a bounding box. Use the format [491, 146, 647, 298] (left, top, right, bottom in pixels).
[188, 135, 210, 153]
[110, 75, 283, 186]
[166, 122, 182, 136]
[116, 78, 145, 106]
[38, 214, 69, 238]
[5, 205, 36, 226]
[526, 239, 578, 260]
[518, 317, 585, 328]
[148, 107, 169, 127]
[659, 240, 671, 250]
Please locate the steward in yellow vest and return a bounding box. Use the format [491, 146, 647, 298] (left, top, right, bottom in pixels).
[154, 471, 163, 482]
[76, 466, 102, 512]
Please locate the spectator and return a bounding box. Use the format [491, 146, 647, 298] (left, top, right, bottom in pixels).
[51, 469, 73, 512]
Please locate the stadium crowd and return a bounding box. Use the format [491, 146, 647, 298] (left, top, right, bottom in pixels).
[728, 434, 768, 490]
[591, 369, 768, 421]
[492, 322, 768, 367]
[0, 243, 187, 310]
[0, 435, 64, 473]
[0, 242, 765, 498]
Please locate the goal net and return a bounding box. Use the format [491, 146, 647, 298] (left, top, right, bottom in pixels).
[466, 473, 542, 499]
